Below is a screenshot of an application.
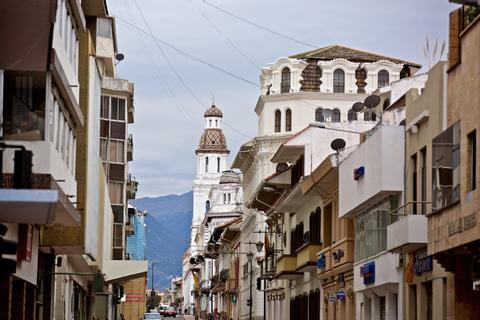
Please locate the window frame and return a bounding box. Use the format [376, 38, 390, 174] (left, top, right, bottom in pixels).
[274, 109, 281, 133]
[378, 70, 390, 88]
[285, 108, 292, 132]
[281, 67, 291, 93]
[333, 69, 345, 93]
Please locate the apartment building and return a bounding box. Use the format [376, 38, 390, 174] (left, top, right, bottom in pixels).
[0, 1, 146, 319]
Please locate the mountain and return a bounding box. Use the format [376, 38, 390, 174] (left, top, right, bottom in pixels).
[132, 191, 192, 289]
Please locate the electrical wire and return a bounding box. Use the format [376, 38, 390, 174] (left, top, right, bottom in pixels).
[201, 0, 318, 49]
[189, 0, 260, 70]
[113, 14, 260, 88]
[124, 1, 202, 129]
[129, 0, 253, 139]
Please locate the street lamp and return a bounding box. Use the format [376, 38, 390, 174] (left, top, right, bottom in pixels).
[247, 252, 254, 320]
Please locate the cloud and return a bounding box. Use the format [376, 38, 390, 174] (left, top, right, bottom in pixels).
[110, 0, 456, 197]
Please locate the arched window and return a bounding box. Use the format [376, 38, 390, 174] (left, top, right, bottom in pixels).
[275, 110, 281, 132]
[285, 109, 292, 132]
[333, 69, 345, 93]
[315, 108, 324, 122]
[217, 157, 220, 173]
[378, 70, 389, 88]
[215, 120, 218, 127]
[205, 156, 209, 172]
[348, 109, 357, 121]
[281, 67, 291, 93]
[332, 109, 341, 122]
[209, 119, 212, 127]
[205, 200, 210, 212]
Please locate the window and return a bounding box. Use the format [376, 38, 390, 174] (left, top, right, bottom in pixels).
[432, 122, 460, 211]
[217, 157, 221, 172]
[421, 148, 427, 214]
[209, 119, 212, 127]
[333, 69, 345, 93]
[111, 97, 126, 121]
[274, 110, 281, 132]
[468, 130, 477, 191]
[223, 193, 227, 204]
[378, 70, 390, 88]
[281, 67, 291, 93]
[309, 207, 321, 245]
[332, 109, 341, 122]
[205, 157, 209, 173]
[354, 196, 399, 261]
[380, 296, 386, 320]
[315, 108, 324, 122]
[425, 282, 433, 320]
[285, 109, 292, 132]
[101, 96, 109, 118]
[109, 140, 125, 163]
[228, 193, 231, 203]
[109, 181, 124, 204]
[205, 200, 210, 212]
[113, 223, 123, 248]
[100, 138, 108, 161]
[348, 109, 357, 121]
[2, 71, 46, 140]
[97, 18, 113, 38]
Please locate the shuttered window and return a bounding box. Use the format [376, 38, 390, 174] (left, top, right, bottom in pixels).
[426, 282, 433, 320]
[380, 296, 386, 320]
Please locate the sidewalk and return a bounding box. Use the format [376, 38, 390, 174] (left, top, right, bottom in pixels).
[182, 316, 195, 320]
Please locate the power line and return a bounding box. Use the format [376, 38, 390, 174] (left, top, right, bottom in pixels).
[124, 0, 202, 130]
[201, 0, 318, 49]
[113, 14, 260, 88]
[189, 0, 260, 70]
[129, 0, 252, 139]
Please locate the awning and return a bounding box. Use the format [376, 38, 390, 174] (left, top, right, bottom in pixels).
[103, 260, 148, 284]
[301, 154, 338, 197]
[247, 168, 291, 212]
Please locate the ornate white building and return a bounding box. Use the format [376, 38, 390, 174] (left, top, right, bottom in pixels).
[183, 104, 231, 315]
[232, 44, 420, 320]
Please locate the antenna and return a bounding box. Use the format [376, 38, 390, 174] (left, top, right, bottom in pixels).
[330, 138, 346, 152]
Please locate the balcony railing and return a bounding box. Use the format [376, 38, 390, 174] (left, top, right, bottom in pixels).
[274, 255, 302, 280]
[296, 242, 322, 272]
[126, 174, 138, 200]
[387, 201, 429, 253]
[127, 134, 133, 162]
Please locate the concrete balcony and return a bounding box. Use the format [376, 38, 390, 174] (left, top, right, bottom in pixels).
[387, 214, 427, 253]
[126, 175, 138, 200]
[274, 255, 302, 279]
[331, 238, 354, 271]
[127, 134, 133, 162]
[296, 243, 322, 272]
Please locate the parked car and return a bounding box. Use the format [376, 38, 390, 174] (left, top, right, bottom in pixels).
[164, 307, 177, 317]
[143, 312, 161, 319]
[159, 305, 168, 316]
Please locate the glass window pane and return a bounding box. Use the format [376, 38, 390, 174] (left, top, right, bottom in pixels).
[101, 96, 109, 118]
[118, 98, 125, 121]
[111, 97, 118, 120]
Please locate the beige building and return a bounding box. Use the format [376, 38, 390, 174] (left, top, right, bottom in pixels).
[427, 5, 480, 320]
[386, 61, 449, 320]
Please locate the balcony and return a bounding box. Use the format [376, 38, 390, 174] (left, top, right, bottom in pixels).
[330, 238, 354, 272]
[126, 175, 138, 200]
[127, 134, 133, 162]
[296, 243, 322, 272]
[339, 125, 404, 218]
[274, 255, 302, 280]
[0, 173, 80, 226]
[387, 214, 427, 253]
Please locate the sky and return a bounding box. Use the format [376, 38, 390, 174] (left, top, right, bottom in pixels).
[109, 0, 457, 197]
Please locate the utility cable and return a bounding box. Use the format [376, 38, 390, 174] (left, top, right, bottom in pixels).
[124, 0, 202, 129]
[189, 0, 260, 70]
[113, 14, 260, 88]
[201, 0, 318, 49]
[130, 0, 252, 139]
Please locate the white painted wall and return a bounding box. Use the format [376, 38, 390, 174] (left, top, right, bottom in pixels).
[339, 125, 405, 218]
[387, 214, 427, 251]
[353, 252, 401, 292]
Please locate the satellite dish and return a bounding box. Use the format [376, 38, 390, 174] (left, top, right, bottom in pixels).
[115, 53, 125, 61]
[330, 138, 346, 152]
[364, 95, 380, 109]
[352, 102, 364, 112]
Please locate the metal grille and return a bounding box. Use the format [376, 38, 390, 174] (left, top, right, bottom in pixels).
[379, 296, 386, 320]
[426, 282, 433, 320]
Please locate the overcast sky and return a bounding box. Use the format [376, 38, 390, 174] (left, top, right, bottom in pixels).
[109, 0, 457, 197]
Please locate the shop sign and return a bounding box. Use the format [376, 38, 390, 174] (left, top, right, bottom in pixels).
[448, 213, 477, 236]
[317, 253, 326, 269]
[413, 254, 433, 275]
[354, 166, 365, 181]
[336, 289, 346, 301]
[360, 261, 375, 285]
[328, 292, 337, 302]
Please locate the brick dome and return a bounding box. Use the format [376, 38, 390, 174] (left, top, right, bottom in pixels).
[196, 128, 229, 155]
[204, 104, 223, 118]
